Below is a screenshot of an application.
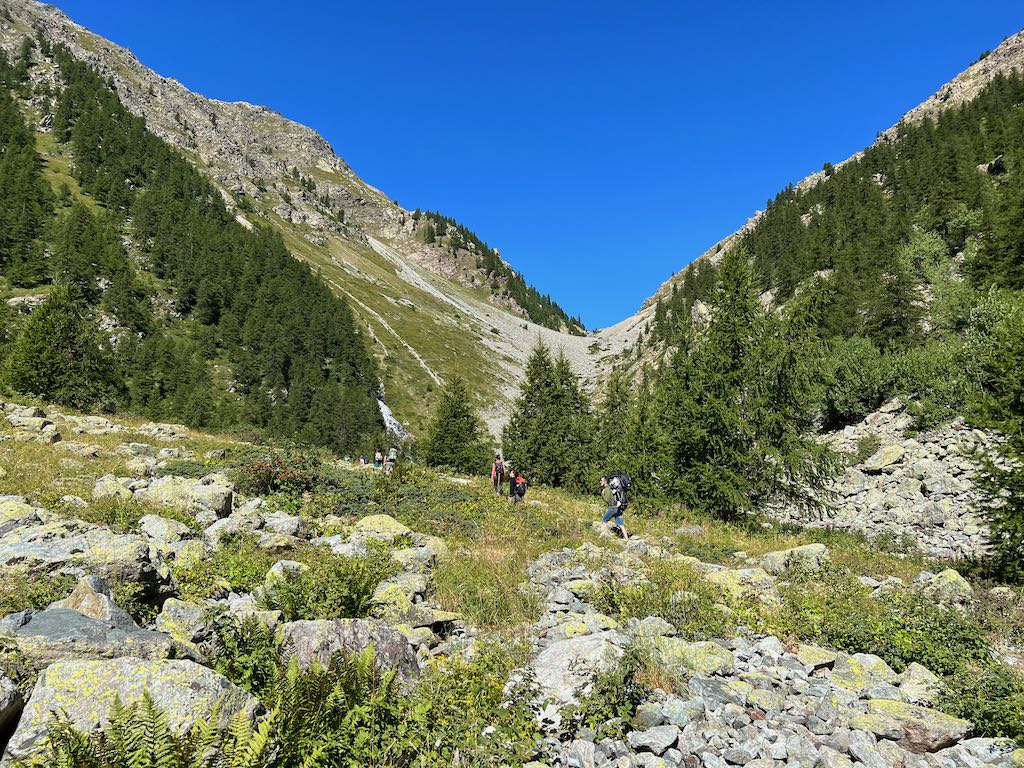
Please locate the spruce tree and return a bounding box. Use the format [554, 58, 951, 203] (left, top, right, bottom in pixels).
[972, 294, 1024, 578]
[503, 342, 594, 491]
[656, 247, 836, 519]
[421, 375, 490, 474]
[3, 286, 119, 409]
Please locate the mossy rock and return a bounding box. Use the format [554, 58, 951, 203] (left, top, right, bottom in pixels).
[352, 514, 411, 544]
[795, 644, 837, 670]
[6, 658, 260, 762]
[652, 637, 734, 676]
[865, 699, 972, 753]
[831, 653, 897, 695]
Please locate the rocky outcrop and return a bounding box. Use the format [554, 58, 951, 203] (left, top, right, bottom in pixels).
[772, 405, 997, 559]
[0, 608, 193, 670]
[0, 499, 174, 599]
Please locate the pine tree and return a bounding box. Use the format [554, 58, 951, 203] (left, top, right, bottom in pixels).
[972, 294, 1024, 578]
[656, 247, 836, 520]
[503, 342, 594, 491]
[421, 375, 490, 474]
[3, 286, 119, 409]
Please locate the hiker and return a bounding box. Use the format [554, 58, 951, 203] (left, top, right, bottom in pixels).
[373, 450, 383, 469]
[510, 470, 527, 504]
[384, 446, 399, 474]
[491, 453, 506, 495]
[600, 473, 630, 539]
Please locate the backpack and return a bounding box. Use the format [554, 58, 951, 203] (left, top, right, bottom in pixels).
[495, 460, 505, 477]
[609, 471, 632, 509]
[513, 477, 527, 496]
[387, 448, 398, 461]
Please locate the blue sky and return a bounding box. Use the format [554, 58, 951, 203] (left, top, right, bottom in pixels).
[52, 1, 1024, 329]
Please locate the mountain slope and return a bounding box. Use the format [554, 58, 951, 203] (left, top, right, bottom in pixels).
[625, 28, 1024, 325]
[0, 0, 608, 437]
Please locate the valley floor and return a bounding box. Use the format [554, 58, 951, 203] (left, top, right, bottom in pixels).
[0, 400, 1020, 767]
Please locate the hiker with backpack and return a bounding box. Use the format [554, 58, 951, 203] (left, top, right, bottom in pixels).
[384, 446, 399, 474]
[491, 454, 506, 495]
[510, 470, 527, 504]
[600, 472, 631, 539]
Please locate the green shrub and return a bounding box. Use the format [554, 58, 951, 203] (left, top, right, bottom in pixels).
[853, 434, 882, 464]
[408, 641, 540, 766]
[562, 644, 654, 737]
[594, 560, 737, 640]
[208, 615, 282, 699]
[235, 449, 320, 496]
[822, 336, 890, 426]
[888, 338, 979, 430]
[174, 534, 276, 600]
[771, 568, 989, 675]
[264, 650, 416, 768]
[941, 660, 1024, 741]
[258, 546, 396, 622]
[0, 569, 75, 616]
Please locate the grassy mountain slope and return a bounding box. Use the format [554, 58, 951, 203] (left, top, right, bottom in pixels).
[0, 0, 605, 437]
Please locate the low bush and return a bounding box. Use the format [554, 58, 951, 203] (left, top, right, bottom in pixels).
[258, 546, 396, 622]
[234, 449, 320, 496]
[822, 336, 890, 427]
[770, 566, 1024, 738]
[594, 560, 737, 640]
[0, 568, 75, 616]
[208, 615, 282, 699]
[68, 496, 196, 535]
[174, 534, 276, 600]
[562, 644, 654, 738]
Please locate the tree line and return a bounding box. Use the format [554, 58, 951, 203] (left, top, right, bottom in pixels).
[413, 209, 586, 335]
[0, 40, 382, 453]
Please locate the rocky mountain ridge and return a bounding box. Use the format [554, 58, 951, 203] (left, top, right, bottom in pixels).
[629, 27, 1024, 317]
[0, 0, 620, 436]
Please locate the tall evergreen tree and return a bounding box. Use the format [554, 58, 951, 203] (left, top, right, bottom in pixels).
[972, 293, 1024, 578]
[421, 375, 490, 474]
[3, 287, 118, 409]
[656, 247, 836, 519]
[503, 342, 594, 491]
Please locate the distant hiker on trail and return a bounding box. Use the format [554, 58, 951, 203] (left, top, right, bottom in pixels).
[510, 470, 527, 504]
[600, 473, 631, 539]
[373, 450, 383, 469]
[384, 446, 399, 474]
[491, 453, 506, 495]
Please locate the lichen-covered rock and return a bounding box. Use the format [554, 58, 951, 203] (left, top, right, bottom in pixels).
[761, 543, 830, 575]
[3, 658, 260, 761]
[136, 474, 233, 520]
[155, 598, 210, 645]
[651, 638, 734, 676]
[278, 619, 419, 682]
[795, 644, 838, 670]
[138, 514, 191, 544]
[48, 576, 138, 630]
[92, 475, 133, 501]
[831, 653, 898, 695]
[863, 444, 906, 472]
[0, 518, 174, 599]
[627, 725, 680, 755]
[866, 699, 972, 753]
[350, 514, 411, 544]
[0, 608, 190, 670]
[899, 662, 943, 704]
[914, 569, 974, 605]
[702, 567, 780, 606]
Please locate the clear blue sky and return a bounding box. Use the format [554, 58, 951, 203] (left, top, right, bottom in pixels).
[51, 1, 1024, 329]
